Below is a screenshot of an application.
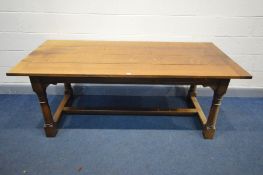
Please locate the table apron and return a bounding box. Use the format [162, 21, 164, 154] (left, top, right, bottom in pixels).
[30, 76, 229, 87]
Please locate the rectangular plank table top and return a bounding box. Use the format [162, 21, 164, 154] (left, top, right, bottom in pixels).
[7, 40, 252, 79]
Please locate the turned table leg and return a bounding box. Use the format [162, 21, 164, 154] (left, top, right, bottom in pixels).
[64, 83, 73, 106]
[187, 84, 197, 99]
[30, 77, 57, 137]
[64, 83, 73, 96]
[187, 84, 197, 107]
[203, 80, 230, 139]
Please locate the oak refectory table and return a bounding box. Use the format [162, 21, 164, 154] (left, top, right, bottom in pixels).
[6, 40, 252, 139]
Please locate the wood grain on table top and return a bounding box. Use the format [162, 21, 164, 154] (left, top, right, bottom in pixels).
[6, 40, 252, 79]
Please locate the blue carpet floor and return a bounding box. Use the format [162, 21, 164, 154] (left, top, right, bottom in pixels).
[0, 94, 262, 175]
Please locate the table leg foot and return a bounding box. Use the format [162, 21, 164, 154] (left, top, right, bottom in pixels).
[202, 127, 215, 139]
[44, 123, 58, 137]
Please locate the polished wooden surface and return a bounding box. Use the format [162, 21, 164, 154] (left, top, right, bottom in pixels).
[7, 40, 251, 79]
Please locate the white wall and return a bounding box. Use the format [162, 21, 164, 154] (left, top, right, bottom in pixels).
[0, 0, 263, 88]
